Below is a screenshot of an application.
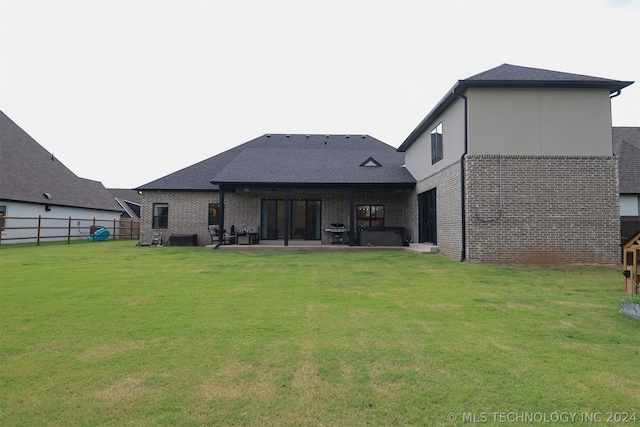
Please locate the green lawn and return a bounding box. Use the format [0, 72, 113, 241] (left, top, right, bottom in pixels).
[1, 241, 638, 426]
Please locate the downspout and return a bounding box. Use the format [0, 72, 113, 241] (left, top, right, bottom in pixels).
[455, 89, 468, 262]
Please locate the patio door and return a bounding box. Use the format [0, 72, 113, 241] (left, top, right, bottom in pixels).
[261, 200, 286, 240]
[261, 200, 321, 240]
[418, 189, 437, 244]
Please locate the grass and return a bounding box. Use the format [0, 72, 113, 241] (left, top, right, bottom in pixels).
[1, 240, 638, 426]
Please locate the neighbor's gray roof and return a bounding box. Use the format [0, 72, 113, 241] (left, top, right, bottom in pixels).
[613, 127, 640, 194]
[398, 64, 634, 152]
[0, 111, 122, 212]
[108, 188, 142, 219]
[137, 134, 415, 190]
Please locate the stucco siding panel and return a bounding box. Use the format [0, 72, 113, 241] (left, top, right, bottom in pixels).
[405, 99, 465, 182]
[467, 88, 613, 156]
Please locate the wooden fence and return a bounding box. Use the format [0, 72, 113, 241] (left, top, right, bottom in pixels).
[0, 215, 140, 247]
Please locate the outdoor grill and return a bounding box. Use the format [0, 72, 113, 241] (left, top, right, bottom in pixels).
[326, 223, 348, 244]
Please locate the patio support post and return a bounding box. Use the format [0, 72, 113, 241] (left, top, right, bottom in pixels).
[284, 187, 289, 246]
[349, 186, 355, 246]
[219, 188, 225, 244]
[284, 187, 290, 246]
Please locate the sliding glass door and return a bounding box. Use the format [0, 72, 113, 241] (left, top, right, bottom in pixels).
[261, 199, 321, 240]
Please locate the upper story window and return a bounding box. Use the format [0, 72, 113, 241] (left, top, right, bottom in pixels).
[431, 122, 443, 164]
[152, 203, 168, 229]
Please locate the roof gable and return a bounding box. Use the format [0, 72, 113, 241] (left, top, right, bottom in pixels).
[613, 127, 640, 194]
[0, 111, 121, 212]
[360, 157, 382, 167]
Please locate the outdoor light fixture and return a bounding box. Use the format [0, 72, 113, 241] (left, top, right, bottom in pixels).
[45, 204, 51, 212]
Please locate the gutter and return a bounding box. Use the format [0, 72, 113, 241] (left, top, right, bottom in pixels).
[454, 88, 468, 262]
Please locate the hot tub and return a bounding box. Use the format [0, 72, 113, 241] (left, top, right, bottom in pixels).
[358, 227, 405, 246]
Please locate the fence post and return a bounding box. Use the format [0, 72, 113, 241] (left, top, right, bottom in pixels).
[37, 215, 42, 246]
[113, 218, 116, 240]
[68, 217, 72, 244]
[0, 214, 3, 248]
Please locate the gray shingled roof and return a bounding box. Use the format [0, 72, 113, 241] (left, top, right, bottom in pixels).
[0, 111, 121, 212]
[398, 64, 634, 152]
[465, 64, 633, 89]
[137, 134, 415, 190]
[109, 188, 142, 219]
[613, 127, 640, 194]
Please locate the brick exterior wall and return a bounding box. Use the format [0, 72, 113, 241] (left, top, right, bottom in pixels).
[140, 191, 219, 246]
[141, 188, 411, 246]
[465, 155, 620, 265]
[416, 160, 463, 258]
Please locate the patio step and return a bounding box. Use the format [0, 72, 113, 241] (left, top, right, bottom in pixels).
[405, 243, 440, 254]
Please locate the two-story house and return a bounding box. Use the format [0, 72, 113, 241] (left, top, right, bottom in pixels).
[398, 63, 633, 264]
[137, 64, 633, 264]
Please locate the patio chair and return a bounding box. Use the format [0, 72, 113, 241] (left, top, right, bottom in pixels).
[208, 225, 235, 245]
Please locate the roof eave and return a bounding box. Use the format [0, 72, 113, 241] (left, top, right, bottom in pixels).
[213, 181, 415, 189]
[397, 81, 463, 152]
[462, 79, 634, 92]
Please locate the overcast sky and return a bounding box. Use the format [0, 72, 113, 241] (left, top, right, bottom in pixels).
[1, 0, 639, 189]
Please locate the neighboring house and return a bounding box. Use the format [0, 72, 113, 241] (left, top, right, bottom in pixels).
[137, 134, 415, 246]
[0, 110, 122, 243]
[138, 64, 634, 265]
[109, 188, 142, 219]
[398, 63, 633, 264]
[613, 127, 640, 243]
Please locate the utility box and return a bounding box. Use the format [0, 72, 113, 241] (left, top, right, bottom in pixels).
[623, 231, 640, 295]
